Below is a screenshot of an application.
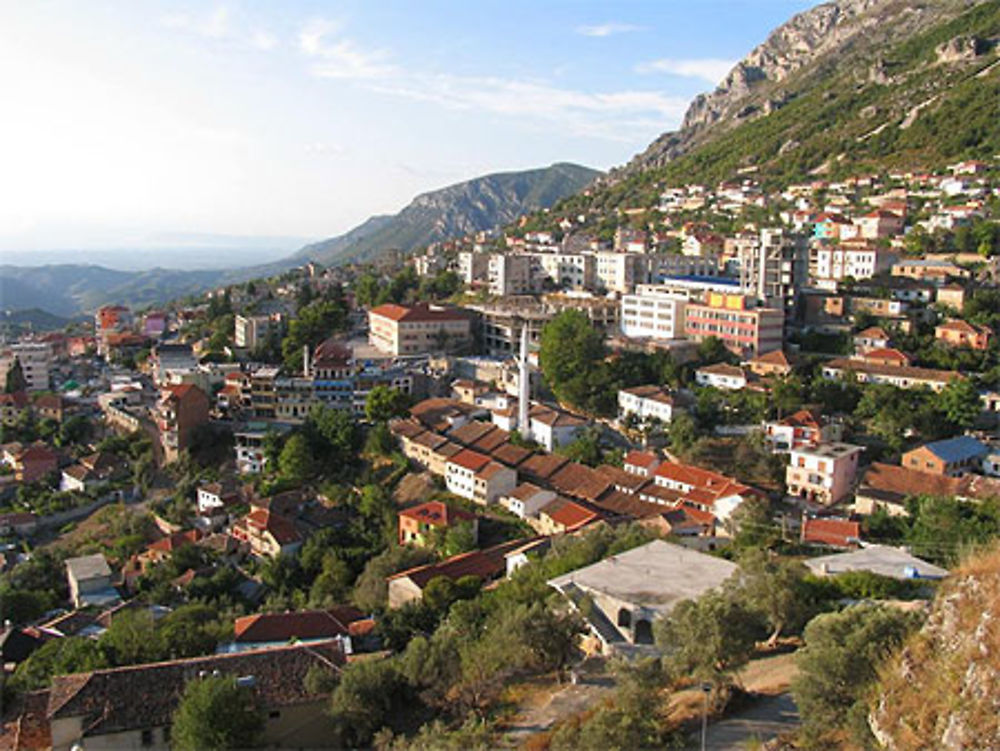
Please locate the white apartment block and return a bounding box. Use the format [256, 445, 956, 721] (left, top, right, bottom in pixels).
[368, 303, 473, 356]
[618, 385, 682, 424]
[0, 342, 52, 392]
[786, 442, 864, 506]
[812, 245, 896, 286]
[457, 251, 489, 286]
[620, 289, 687, 340]
[234, 315, 273, 350]
[594, 252, 647, 294]
[488, 254, 535, 296]
[531, 252, 595, 290]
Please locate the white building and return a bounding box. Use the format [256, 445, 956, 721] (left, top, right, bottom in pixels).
[593, 252, 646, 294]
[528, 403, 588, 452]
[234, 315, 274, 350]
[620, 289, 687, 341]
[0, 342, 51, 392]
[445, 448, 517, 505]
[811, 245, 896, 286]
[457, 251, 489, 286]
[500, 483, 556, 519]
[787, 442, 864, 506]
[488, 254, 535, 296]
[618, 385, 682, 424]
[694, 363, 750, 390]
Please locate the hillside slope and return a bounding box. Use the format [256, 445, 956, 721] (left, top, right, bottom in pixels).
[290, 162, 600, 267]
[870, 545, 1000, 749]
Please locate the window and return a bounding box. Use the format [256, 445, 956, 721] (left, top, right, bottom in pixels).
[141, 729, 154, 747]
[269, 710, 282, 719]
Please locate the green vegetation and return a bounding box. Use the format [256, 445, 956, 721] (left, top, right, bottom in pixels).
[170, 674, 265, 751]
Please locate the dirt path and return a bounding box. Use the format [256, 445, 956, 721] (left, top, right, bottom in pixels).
[684, 693, 800, 751]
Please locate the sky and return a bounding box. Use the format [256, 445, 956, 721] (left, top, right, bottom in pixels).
[0, 0, 815, 261]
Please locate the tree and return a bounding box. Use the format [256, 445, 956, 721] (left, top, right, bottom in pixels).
[729, 549, 813, 645]
[100, 609, 165, 665]
[171, 675, 264, 751]
[696, 336, 734, 365]
[728, 496, 782, 550]
[655, 589, 765, 684]
[939, 377, 982, 429]
[10, 637, 109, 691]
[539, 309, 606, 409]
[353, 547, 435, 612]
[555, 425, 603, 467]
[4, 358, 28, 393]
[307, 405, 361, 463]
[365, 386, 410, 423]
[278, 433, 315, 484]
[792, 605, 922, 746]
[329, 657, 409, 747]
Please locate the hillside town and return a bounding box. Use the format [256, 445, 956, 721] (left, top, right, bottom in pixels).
[2, 154, 1000, 748]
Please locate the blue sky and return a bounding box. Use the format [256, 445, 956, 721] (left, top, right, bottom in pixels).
[0, 1, 814, 256]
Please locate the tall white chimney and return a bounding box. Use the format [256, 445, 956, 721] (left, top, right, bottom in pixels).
[303, 344, 311, 377]
[518, 321, 531, 441]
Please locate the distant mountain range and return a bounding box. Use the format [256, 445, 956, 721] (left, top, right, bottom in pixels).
[1, 162, 599, 316]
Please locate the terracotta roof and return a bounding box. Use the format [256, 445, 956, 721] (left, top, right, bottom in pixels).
[161, 383, 205, 402]
[860, 462, 1000, 504]
[410, 398, 485, 432]
[594, 464, 649, 494]
[507, 482, 549, 502]
[0, 391, 30, 409]
[860, 348, 911, 365]
[45, 640, 347, 736]
[389, 418, 427, 440]
[540, 497, 599, 530]
[623, 450, 659, 469]
[233, 606, 365, 643]
[244, 509, 301, 545]
[529, 403, 587, 428]
[447, 448, 492, 472]
[369, 302, 470, 323]
[491, 443, 534, 468]
[147, 529, 203, 555]
[801, 517, 861, 548]
[824, 358, 963, 384]
[549, 462, 606, 500]
[697, 363, 747, 379]
[937, 319, 992, 336]
[519, 453, 570, 482]
[447, 421, 498, 447]
[389, 538, 532, 589]
[398, 501, 476, 528]
[750, 349, 792, 367]
[856, 326, 889, 340]
[476, 461, 512, 481]
[470, 427, 510, 453]
[778, 409, 822, 430]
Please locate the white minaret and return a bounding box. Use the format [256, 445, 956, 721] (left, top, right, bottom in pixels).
[303, 345, 311, 377]
[517, 321, 531, 441]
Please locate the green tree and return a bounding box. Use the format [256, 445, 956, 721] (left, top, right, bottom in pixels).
[365, 385, 410, 423]
[278, 433, 315, 484]
[171, 675, 264, 751]
[353, 547, 435, 612]
[4, 358, 28, 393]
[792, 605, 922, 746]
[99, 609, 166, 665]
[729, 550, 813, 645]
[655, 589, 765, 684]
[539, 309, 606, 409]
[10, 637, 109, 691]
[939, 377, 982, 429]
[329, 657, 409, 747]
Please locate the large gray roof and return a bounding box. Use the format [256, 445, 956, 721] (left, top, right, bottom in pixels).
[805, 544, 948, 580]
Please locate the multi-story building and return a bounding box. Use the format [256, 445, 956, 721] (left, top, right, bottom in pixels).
[156, 384, 210, 463]
[445, 449, 517, 504]
[786, 442, 864, 506]
[855, 209, 904, 239]
[811, 243, 897, 286]
[740, 228, 807, 319]
[618, 385, 683, 424]
[531, 251, 595, 290]
[620, 288, 687, 341]
[234, 314, 275, 349]
[0, 342, 51, 391]
[593, 252, 647, 293]
[488, 253, 535, 296]
[397, 501, 478, 546]
[368, 303, 473, 356]
[457, 251, 489, 286]
[683, 293, 784, 358]
[935, 320, 993, 350]
[647, 253, 720, 283]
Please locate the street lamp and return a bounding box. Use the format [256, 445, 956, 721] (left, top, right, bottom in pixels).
[700, 682, 712, 751]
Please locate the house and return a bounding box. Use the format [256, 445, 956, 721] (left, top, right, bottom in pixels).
[652, 461, 758, 522]
[821, 359, 961, 392]
[227, 606, 367, 654]
[60, 452, 127, 493]
[368, 302, 473, 356]
[155, 384, 210, 463]
[623, 450, 660, 477]
[534, 497, 601, 535]
[618, 385, 683, 425]
[764, 409, 842, 452]
[231, 508, 302, 558]
[853, 326, 892, 354]
[398, 501, 478, 546]
[934, 320, 993, 350]
[548, 540, 738, 653]
[196, 480, 243, 516]
[786, 442, 864, 506]
[853, 462, 1000, 516]
[387, 538, 531, 608]
[745, 349, 793, 378]
[33, 393, 65, 423]
[891, 259, 968, 284]
[935, 284, 967, 311]
[900, 436, 988, 477]
[856, 347, 911, 367]
[4, 442, 58, 484]
[694, 363, 749, 390]
[527, 403, 588, 451]
[445, 449, 516, 505]
[40, 640, 347, 751]
[800, 516, 861, 548]
[0, 391, 30, 426]
[855, 209, 904, 239]
[66, 553, 118, 609]
[500, 483, 556, 519]
[804, 544, 948, 580]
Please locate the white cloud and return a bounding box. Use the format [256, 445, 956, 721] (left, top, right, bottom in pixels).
[298, 19, 393, 79]
[635, 57, 735, 85]
[161, 6, 278, 51]
[575, 22, 643, 38]
[250, 30, 277, 51]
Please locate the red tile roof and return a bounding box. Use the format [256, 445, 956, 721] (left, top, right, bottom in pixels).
[541, 498, 599, 530]
[369, 302, 469, 323]
[233, 606, 365, 643]
[447, 449, 491, 472]
[398, 501, 476, 528]
[801, 517, 861, 548]
[623, 450, 658, 469]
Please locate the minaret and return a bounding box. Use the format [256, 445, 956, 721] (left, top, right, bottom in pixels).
[303, 345, 311, 378]
[518, 321, 531, 441]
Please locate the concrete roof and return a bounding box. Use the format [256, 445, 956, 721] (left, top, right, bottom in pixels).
[804, 544, 948, 580]
[65, 553, 111, 581]
[548, 539, 737, 615]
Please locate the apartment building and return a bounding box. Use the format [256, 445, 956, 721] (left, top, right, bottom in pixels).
[457, 251, 489, 285]
[531, 251, 595, 290]
[593, 252, 647, 293]
[811, 243, 896, 286]
[488, 253, 535, 295]
[234, 314, 275, 349]
[156, 384, 210, 463]
[620, 288, 687, 340]
[0, 342, 51, 392]
[368, 302, 473, 356]
[445, 449, 517, 504]
[683, 293, 784, 358]
[786, 442, 864, 506]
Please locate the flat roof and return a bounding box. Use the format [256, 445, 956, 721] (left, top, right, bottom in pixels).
[548, 539, 737, 615]
[805, 545, 948, 580]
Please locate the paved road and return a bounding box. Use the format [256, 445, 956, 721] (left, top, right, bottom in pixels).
[685, 693, 799, 751]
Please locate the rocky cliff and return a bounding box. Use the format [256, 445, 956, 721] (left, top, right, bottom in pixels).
[620, 0, 991, 175]
[869, 546, 1000, 750]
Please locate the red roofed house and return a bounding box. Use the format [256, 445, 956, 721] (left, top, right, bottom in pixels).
[853, 326, 892, 354]
[156, 384, 210, 463]
[652, 461, 758, 522]
[801, 516, 861, 549]
[623, 450, 660, 477]
[764, 409, 842, 452]
[398, 501, 479, 547]
[445, 449, 517, 504]
[4, 442, 58, 483]
[368, 302, 473, 356]
[535, 497, 600, 535]
[230, 605, 367, 654]
[935, 319, 993, 350]
[857, 347, 912, 367]
[855, 209, 904, 239]
[231, 508, 303, 558]
[0, 390, 30, 426]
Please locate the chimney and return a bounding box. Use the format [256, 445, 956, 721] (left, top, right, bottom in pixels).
[518, 322, 531, 441]
[303, 344, 311, 377]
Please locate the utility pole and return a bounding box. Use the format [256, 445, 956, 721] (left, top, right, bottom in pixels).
[701, 682, 712, 751]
